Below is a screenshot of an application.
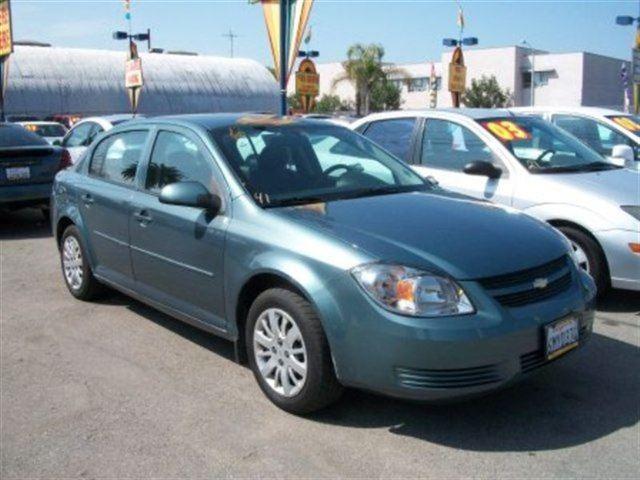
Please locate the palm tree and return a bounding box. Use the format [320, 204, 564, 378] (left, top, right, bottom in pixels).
[332, 44, 407, 116]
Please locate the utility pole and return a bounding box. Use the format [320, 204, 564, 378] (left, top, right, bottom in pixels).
[222, 30, 239, 58]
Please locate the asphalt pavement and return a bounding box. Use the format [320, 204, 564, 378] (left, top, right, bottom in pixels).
[1, 208, 639, 479]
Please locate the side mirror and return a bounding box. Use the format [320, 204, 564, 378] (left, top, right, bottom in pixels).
[463, 160, 502, 179]
[159, 181, 222, 214]
[610, 144, 634, 166]
[52, 139, 62, 146]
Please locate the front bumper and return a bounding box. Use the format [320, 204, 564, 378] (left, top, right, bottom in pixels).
[320, 270, 596, 402]
[596, 229, 640, 291]
[0, 182, 53, 208]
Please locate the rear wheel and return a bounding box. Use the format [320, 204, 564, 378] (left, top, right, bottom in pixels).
[246, 288, 343, 414]
[60, 225, 104, 300]
[559, 226, 608, 294]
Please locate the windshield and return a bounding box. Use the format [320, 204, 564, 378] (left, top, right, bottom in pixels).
[210, 121, 428, 207]
[23, 123, 67, 137]
[605, 115, 640, 136]
[479, 116, 615, 173]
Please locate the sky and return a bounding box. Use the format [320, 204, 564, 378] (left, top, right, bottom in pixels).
[11, 0, 640, 66]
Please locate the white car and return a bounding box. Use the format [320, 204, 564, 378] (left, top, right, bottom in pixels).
[352, 109, 640, 293]
[17, 121, 68, 145]
[61, 115, 140, 164]
[511, 107, 640, 169]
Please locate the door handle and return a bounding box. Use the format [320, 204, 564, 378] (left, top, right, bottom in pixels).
[81, 193, 94, 205]
[134, 210, 153, 225]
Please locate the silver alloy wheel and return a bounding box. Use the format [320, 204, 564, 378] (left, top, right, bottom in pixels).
[62, 236, 84, 291]
[570, 239, 590, 274]
[253, 308, 307, 398]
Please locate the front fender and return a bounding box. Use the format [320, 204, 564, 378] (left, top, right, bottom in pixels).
[521, 203, 614, 233]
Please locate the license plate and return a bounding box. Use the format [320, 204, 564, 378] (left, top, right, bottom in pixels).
[6, 167, 30, 181]
[545, 316, 579, 360]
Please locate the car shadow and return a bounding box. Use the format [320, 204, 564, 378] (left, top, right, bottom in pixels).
[95, 290, 236, 362]
[310, 333, 639, 452]
[597, 289, 640, 314]
[0, 208, 52, 240]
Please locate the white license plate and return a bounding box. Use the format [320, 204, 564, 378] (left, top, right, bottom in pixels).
[545, 317, 579, 360]
[6, 166, 30, 181]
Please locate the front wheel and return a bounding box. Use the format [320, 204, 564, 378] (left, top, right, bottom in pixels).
[246, 288, 343, 414]
[559, 226, 608, 294]
[60, 225, 104, 300]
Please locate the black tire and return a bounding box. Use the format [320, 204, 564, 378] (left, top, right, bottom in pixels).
[245, 288, 343, 414]
[60, 225, 104, 301]
[558, 226, 608, 294]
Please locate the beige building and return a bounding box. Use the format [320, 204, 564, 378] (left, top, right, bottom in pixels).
[297, 46, 629, 111]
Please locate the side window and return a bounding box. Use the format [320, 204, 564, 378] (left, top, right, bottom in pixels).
[553, 115, 632, 157]
[362, 118, 416, 161]
[421, 119, 497, 172]
[63, 123, 93, 148]
[89, 131, 148, 185]
[145, 131, 215, 194]
[86, 123, 104, 146]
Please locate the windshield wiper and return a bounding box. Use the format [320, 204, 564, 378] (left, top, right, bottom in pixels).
[529, 162, 622, 174]
[263, 195, 329, 208]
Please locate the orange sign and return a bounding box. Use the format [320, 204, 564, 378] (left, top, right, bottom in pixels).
[295, 58, 319, 97]
[483, 120, 532, 142]
[0, 0, 13, 58]
[611, 116, 640, 132]
[125, 58, 143, 89]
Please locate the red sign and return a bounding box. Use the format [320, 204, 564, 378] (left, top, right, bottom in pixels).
[0, 0, 13, 58]
[125, 58, 143, 89]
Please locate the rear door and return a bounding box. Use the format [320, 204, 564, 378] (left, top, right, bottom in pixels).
[78, 129, 151, 287]
[413, 118, 514, 205]
[129, 127, 229, 330]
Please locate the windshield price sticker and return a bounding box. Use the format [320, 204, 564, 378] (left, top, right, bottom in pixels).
[483, 120, 532, 142]
[611, 116, 640, 132]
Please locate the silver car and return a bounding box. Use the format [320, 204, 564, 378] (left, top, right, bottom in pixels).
[352, 109, 640, 293]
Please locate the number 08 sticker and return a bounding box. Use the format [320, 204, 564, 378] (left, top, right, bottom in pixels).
[483, 120, 532, 142]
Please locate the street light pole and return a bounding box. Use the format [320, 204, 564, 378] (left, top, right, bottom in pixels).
[279, 0, 289, 116]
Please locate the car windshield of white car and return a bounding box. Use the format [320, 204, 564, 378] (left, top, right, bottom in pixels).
[479, 116, 619, 173]
[210, 121, 429, 207]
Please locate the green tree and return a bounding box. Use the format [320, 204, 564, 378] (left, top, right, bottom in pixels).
[462, 75, 512, 108]
[315, 94, 350, 114]
[332, 43, 406, 116]
[370, 79, 401, 112]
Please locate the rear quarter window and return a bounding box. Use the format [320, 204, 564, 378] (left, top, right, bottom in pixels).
[89, 131, 149, 186]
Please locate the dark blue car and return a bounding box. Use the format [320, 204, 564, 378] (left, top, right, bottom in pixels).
[51, 114, 596, 413]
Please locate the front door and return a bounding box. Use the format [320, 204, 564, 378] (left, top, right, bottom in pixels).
[129, 128, 229, 330]
[413, 118, 514, 206]
[79, 129, 150, 286]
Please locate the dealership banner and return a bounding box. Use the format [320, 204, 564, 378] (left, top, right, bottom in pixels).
[0, 0, 13, 59]
[258, 0, 314, 83]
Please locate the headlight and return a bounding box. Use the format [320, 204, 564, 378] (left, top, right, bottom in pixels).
[621, 205, 640, 222]
[351, 263, 474, 317]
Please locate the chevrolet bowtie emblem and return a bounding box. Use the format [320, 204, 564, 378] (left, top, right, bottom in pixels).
[533, 278, 549, 289]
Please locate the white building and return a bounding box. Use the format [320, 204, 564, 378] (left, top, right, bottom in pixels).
[304, 46, 629, 111]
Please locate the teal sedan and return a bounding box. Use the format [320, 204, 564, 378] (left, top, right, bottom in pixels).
[51, 114, 596, 414]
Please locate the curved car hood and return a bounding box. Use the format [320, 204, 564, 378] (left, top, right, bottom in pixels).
[274, 191, 567, 280]
[537, 168, 639, 205]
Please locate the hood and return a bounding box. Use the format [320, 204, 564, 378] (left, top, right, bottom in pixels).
[273, 191, 567, 280]
[539, 168, 640, 206]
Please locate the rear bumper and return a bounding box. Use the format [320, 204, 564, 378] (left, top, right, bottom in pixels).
[0, 182, 53, 208]
[596, 229, 640, 291]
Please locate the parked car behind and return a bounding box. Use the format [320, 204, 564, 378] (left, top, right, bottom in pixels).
[17, 121, 68, 145]
[1, 123, 71, 218]
[61, 114, 141, 164]
[511, 107, 640, 169]
[52, 114, 596, 413]
[353, 109, 640, 293]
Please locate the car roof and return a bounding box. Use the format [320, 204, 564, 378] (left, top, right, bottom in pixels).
[510, 106, 627, 117]
[358, 108, 515, 123]
[124, 113, 331, 130]
[76, 114, 140, 125]
[17, 121, 65, 126]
